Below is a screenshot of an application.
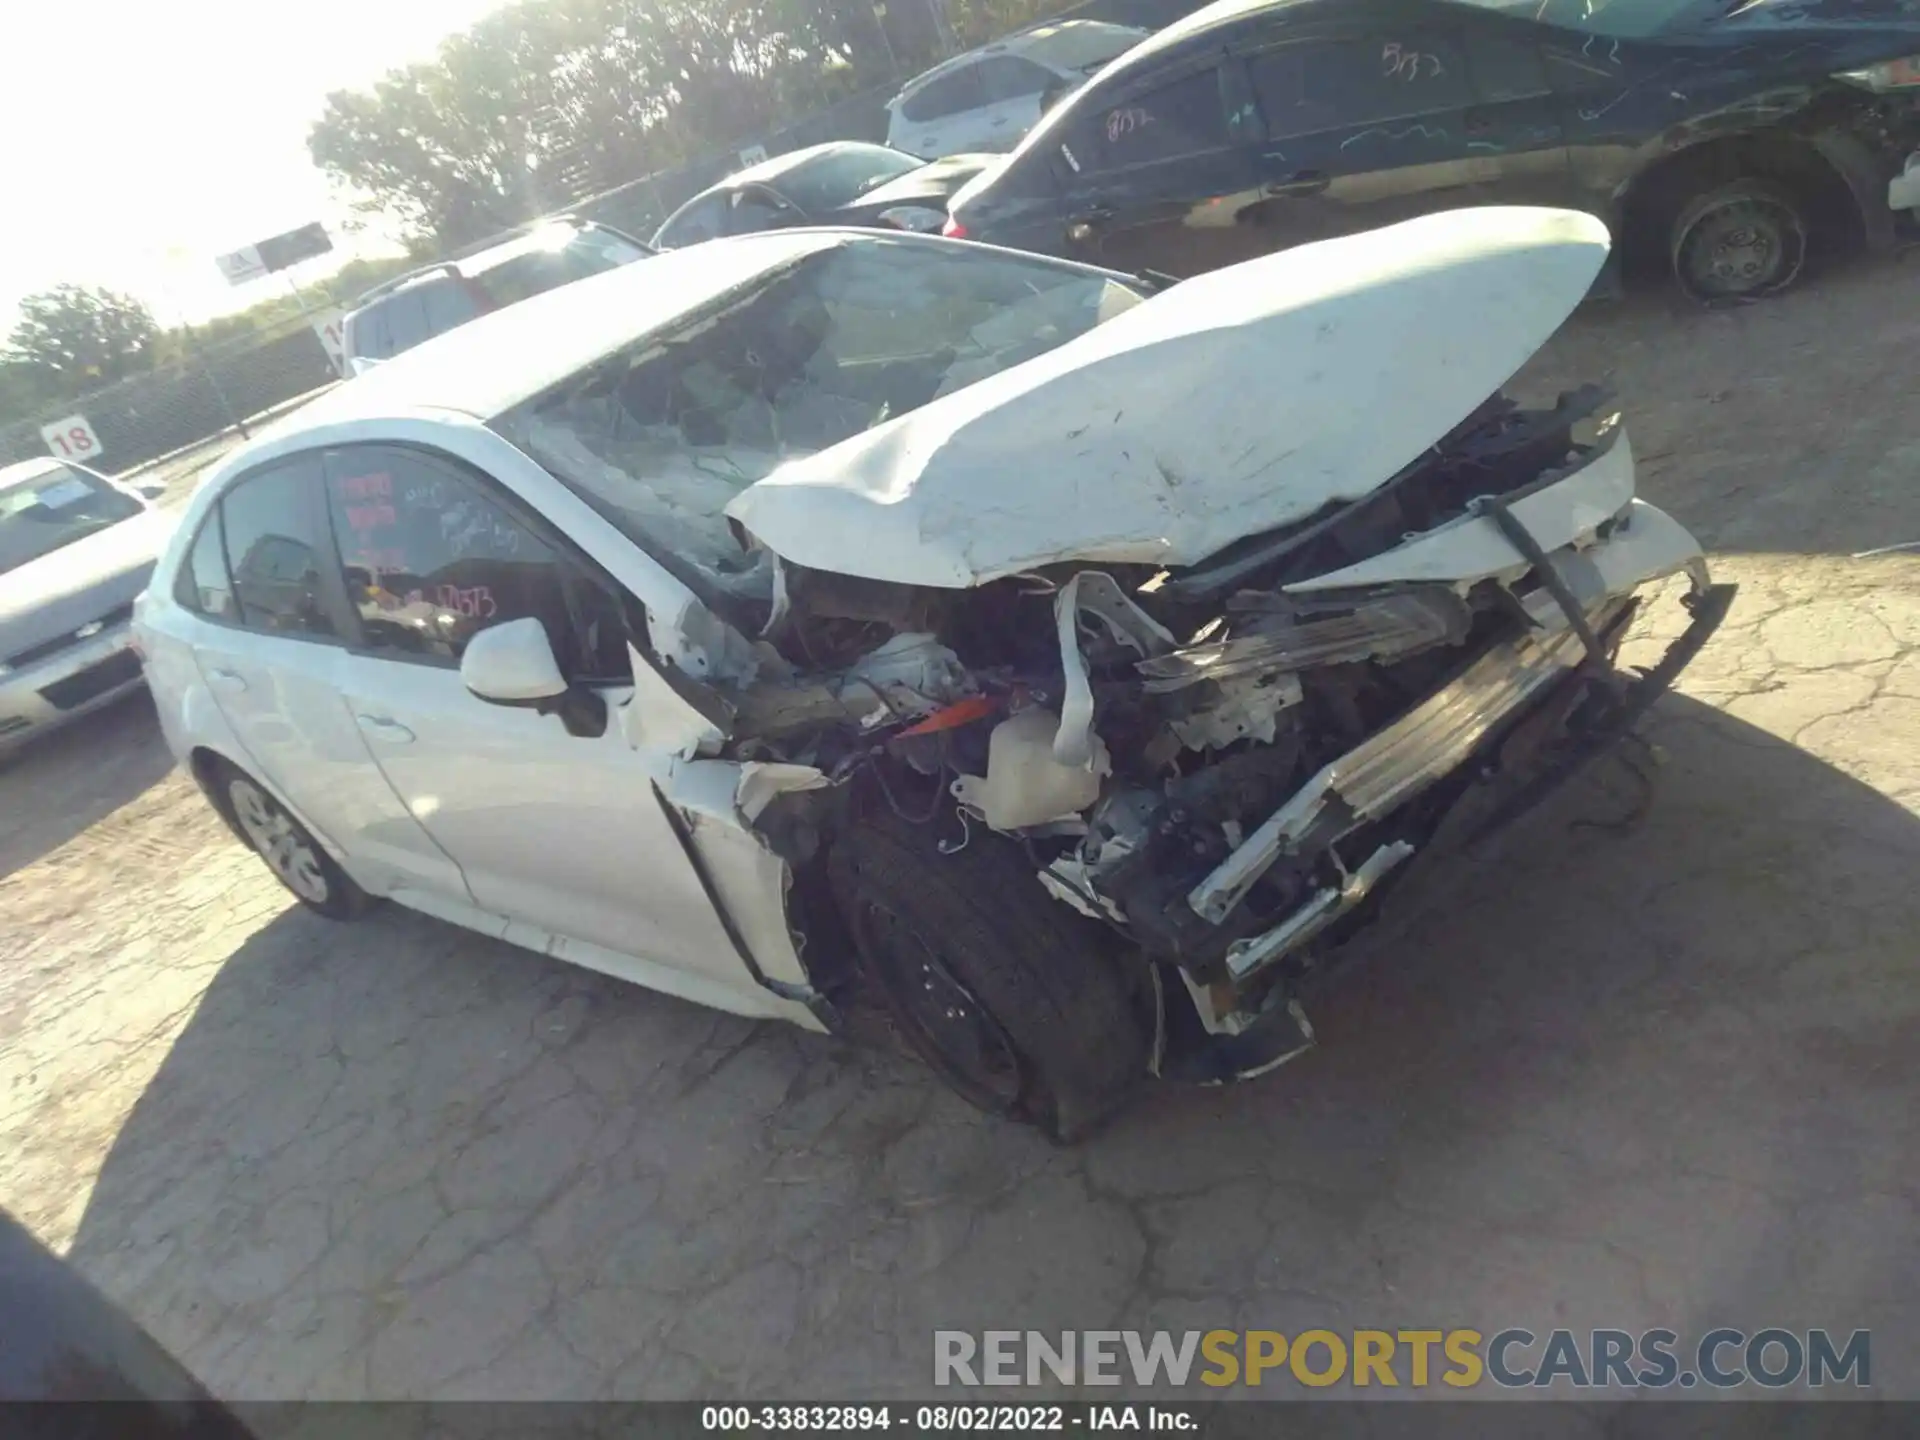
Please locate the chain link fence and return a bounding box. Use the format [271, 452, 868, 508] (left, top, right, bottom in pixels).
[2, 0, 1204, 484]
[0, 311, 340, 479]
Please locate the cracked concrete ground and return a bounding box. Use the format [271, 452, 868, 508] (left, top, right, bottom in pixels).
[3, 258, 1919, 1402]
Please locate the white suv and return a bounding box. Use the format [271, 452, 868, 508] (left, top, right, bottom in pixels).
[885, 20, 1149, 159]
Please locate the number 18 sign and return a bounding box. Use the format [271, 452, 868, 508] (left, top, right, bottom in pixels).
[41, 414, 104, 464]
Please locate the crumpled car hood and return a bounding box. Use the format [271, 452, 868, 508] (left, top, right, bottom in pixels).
[726, 207, 1610, 589]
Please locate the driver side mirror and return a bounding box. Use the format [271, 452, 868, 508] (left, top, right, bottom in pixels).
[460, 618, 608, 738]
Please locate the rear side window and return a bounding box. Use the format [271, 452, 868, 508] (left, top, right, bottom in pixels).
[347, 281, 483, 361]
[323, 446, 629, 679]
[1088, 67, 1232, 169]
[1250, 34, 1471, 140]
[900, 65, 987, 122]
[976, 54, 1056, 102]
[654, 194, 729, 248]
[217, 462, 339, 639]
[175, 512, 239, 620]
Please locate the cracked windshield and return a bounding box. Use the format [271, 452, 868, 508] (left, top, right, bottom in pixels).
[2, 0, 1917, 1428]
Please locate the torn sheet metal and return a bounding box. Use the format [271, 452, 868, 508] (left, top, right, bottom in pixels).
[1167, 672, 1304, 751]
[1054, 570, 1175, 769]
[726, 208, 1611, 588]
[735, 762, 830, 822]
[622, 643, 729, 758]
[1223, 841, 1415, 981]
[1187, 600, 1627, 925]
[1285, 429, 1637, 594]
[1138, 591, 1469, 693]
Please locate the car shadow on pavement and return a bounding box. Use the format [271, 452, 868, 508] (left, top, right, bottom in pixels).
[57, 694, 1920, 1400]
[0, 691, 176, 881]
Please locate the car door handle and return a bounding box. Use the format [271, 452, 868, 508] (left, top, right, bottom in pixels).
[1263, 171, 1330, 198]
[355, 714, 416, 743]
[206, 667, 248, 694]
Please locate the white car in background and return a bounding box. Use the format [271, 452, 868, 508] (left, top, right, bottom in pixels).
[136, 215, 1728, 1139]
[885, 19, 1149, 159]
[1, 457, 173, 752]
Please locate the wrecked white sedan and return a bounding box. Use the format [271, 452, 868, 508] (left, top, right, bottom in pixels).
[137, 210, 1731, 1138]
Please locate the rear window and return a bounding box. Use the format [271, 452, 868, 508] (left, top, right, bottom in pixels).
[900, 65, 987, 123]
[471, 228, 650, 306]
[344, 279, 483, 362]
[1020, 23, 1144, 72]
[773, 145, 926, 212]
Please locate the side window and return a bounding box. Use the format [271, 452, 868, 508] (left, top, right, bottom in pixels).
[657, 194, 727, 247]
[1466, 30, 1548, 101]
[1093, 67, 1231, 169]
[175, 511, 239, 620]
[324, 447, 628, 679]
[1251, 34, 1471, 140]
[976, 55, 1055, 103]
[218, 461, 338, 639]
[901, 66, 987, 123]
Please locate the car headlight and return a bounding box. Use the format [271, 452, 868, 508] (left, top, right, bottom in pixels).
[1836, 55, 1920, 91]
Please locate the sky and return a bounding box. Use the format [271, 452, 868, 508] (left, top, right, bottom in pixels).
[1, 0, 508, 328]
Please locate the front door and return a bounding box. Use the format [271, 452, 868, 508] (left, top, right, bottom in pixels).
[315, 442, 770, 999]
[1239, 22, 1574, 250]
[1055, 58, 1275, 277]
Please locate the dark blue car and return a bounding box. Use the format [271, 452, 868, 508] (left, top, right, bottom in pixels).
[945, 0, 1920, 297]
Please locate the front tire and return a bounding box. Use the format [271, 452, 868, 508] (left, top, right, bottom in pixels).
[210, 759, 375, 921]
[828, 809, 1151, 1141]
[1670, 179, 1807, 301]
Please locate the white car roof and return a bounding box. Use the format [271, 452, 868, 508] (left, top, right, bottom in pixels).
[0, 456, 75, 488]
[280, 229, 846, 434]
[892, 19, 1147, 98]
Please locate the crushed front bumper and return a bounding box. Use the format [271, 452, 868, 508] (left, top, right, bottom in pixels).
[1188, 567, 1732, 932]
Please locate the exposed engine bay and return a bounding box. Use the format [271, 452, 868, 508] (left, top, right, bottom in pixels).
[713, 385, 1735, 1082]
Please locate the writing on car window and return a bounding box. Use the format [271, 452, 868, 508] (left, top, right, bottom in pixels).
[326, 451, 576, 666]
[1094, 67, 1230, 167]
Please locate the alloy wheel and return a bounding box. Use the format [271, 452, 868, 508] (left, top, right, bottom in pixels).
[227, 777, 330, 905]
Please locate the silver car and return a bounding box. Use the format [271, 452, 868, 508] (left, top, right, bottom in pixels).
[0, 457, 173, 751]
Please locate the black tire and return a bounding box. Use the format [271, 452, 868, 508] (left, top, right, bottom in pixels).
[204, 756, 376, 921]
[828, 809, 1151, 1141]
[1669, 179, 1807, 301]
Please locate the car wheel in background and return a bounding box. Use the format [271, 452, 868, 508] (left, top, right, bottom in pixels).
[1670, 179, 1808, 302]
[828, 805, 1151, 1142]
[208, 757, 375, 920]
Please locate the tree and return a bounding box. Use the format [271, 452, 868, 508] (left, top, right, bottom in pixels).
[5, 285, 162, 395]
[307, 0, 932, 248]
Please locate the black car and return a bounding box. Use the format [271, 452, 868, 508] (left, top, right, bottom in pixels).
[0, 1206, 256, 1437]
[651, 141, 1001, 248]
[944, 0, 1920, 298]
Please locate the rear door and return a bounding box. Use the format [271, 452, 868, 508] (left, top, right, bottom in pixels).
[1239, 18, 1574, 250]
[1051, 58, 1273, 277]
[178, 456, 465, 898]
